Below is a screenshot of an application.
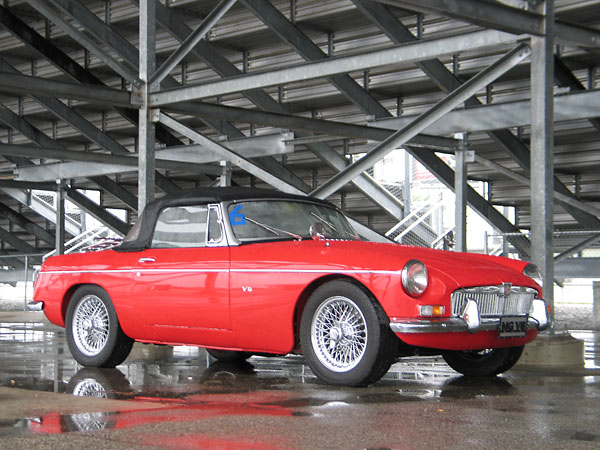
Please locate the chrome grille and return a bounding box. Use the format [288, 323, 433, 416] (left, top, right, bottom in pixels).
[451, 285, 537, 317]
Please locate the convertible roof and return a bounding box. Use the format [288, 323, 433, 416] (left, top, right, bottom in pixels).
[114, 187, 333, 252]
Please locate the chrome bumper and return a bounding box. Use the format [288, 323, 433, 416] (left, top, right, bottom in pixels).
[26, 301, 44, 312]
[390, 298, 550, 334]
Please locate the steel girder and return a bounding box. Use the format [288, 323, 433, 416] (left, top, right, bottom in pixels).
[0, 203, 55, 246]
[56, 0, 309, 195]
[239, 0, 534, 238]
[354, 0, 600, 229]
[65, 187, 129, 236]
[149, 0, 405, 219]
[0, 4, 182, 194]
[311, 44, 531, 199]
[149, 29, 516, 106]
[373, 0, 600, 47]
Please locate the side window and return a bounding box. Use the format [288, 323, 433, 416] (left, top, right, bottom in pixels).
[207, 204, 223, 245]
[151, 205, 208, 248]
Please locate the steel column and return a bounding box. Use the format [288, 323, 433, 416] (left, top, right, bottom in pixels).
[454, 141, 469, 252]
[311, 44, 531, 200]
[55, 180, 65, 255]
[138, 0, 157, 213]
[530, 0, 555, 316]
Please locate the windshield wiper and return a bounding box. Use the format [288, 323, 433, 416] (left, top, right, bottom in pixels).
[245, 217, 302, 240]
[310, 212, 339, 233]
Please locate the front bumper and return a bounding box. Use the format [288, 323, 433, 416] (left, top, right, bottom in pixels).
[390, 298, 550, 334]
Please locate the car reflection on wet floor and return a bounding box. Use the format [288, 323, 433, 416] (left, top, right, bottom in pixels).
[2, 316, 600, 448]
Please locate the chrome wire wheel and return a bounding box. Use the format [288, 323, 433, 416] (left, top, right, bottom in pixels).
[311, 295, 368, 372]
[72, 379, 108, 398]
[72, 295, 110, 357]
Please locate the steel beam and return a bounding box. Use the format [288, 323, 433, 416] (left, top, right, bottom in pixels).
[149, 0, 237, 86]
[554, 56, 600, 133]
[0, 226, 36, 254]
[555, 257, 600, 278]
[530, 0, 555, 311]
[241, 0, 389, 117]
[25, 0, 141, 87]
[407, 146, 530, 256]
[54, 0, 308, 193]
[0, 203, 55, 246]
[371, 89, 600, 135]
[374, 0, 600, 47]
[14, 132, 292, 181]
[475, 156, 600, 218]
[311, 44, 531, 200]
[158, 112, 305, 195]
[89, 176, 138, 211]
[65, 188, 129, 236]
[0, 4, 183, 150]
[164, 102, 457, 150]
[150, 29, 517, 106]
[4, 144, 222, 178]
[151, 0, 405, 219]
[0, 73, 135, 107]
[0, 188, 81, 236]
[357, 0, 600, 230]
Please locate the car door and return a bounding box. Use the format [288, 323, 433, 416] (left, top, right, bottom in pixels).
[132, 203, 231, 331]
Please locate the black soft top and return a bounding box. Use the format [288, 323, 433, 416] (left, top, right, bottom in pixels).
[114, 187, 334, 252]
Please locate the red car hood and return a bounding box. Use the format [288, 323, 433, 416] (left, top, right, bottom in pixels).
[314, 240, 538, 291]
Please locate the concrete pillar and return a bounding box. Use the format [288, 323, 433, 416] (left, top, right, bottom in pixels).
[530, 0, 555, 323]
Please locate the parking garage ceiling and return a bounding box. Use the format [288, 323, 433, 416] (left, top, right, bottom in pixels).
[0, 0, 598, 262]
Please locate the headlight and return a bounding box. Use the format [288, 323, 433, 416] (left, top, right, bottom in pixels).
[401, 259, 428, 297]
[523, 263, 543, 287]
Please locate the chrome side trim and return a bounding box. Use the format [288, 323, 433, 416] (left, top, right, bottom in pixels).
[390, 316, 541, 334]
[27, 301, 44, 311]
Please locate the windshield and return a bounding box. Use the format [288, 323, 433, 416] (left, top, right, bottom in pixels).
[227, 200, 360, 242]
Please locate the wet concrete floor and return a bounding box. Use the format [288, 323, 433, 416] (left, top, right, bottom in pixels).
[1, 311, 599, 449]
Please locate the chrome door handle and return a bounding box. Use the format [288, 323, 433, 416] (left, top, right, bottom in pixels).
[138, 257, 156, 263]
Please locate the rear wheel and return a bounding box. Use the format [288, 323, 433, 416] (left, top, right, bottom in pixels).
[443, 345, 524, 377]
[66, 285, 133, 368]
[300, 280, 395, 386]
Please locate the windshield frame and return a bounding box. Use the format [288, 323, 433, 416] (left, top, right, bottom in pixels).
[221, 198, 360, 245]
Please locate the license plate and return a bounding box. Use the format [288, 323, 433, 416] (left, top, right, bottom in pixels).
[499, 316, 528, 338]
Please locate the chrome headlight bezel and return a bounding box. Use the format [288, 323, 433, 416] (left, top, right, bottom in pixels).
[401, 259, 429, 297]
[523, 263, 543, 287]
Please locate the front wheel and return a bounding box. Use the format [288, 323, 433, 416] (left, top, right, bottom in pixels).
[66, 285, 133, 368]
[443, 345, 524, 377]
[300, 280, 395, 386]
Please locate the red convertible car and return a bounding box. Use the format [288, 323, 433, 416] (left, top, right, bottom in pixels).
[30, 188, 549, 386]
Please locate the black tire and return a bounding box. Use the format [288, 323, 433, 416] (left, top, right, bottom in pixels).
[443, 345, 524, 377]
[65, 285, 133, 368]
[300, 280, 395, 387]
[494, 345, 524, 374]
[206, 348, 253, 362]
